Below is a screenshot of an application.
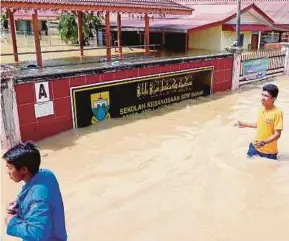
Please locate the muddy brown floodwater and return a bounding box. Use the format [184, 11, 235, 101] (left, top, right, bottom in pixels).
[1, 76, 289, 241]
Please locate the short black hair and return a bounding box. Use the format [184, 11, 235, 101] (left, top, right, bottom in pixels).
[2, 141, 41, 175]
[263, 84, 279, 98]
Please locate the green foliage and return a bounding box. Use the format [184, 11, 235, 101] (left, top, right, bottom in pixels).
[1, 13, 9, 29]
[57, 12, 103, 45]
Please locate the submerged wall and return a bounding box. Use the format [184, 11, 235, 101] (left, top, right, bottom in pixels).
[14, 54, 233, 141]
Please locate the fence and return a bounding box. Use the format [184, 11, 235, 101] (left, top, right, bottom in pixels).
[1, 29, 161, 65]
[239, 49, 286, 84]
[1, 43, 161, 68]
[1, 29, 65, 47]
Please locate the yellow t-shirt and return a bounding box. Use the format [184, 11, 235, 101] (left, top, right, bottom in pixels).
[254, 107, 283, 154]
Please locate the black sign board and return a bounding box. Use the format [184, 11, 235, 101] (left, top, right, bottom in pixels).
[72, 67, 213, 128]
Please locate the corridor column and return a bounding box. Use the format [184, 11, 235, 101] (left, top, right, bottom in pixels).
[105, 11, 111, 61]
[7, 9, 18, 63]
[77, 11, 84, 56]
[144, 14, 150, 55]
[117, 13, 123, 57]
[32, 10, 42, 67]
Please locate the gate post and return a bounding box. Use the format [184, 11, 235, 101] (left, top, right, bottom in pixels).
[1, 65, 21, 152]
[281, 43, 289, 76]
[231, 53, 242, 90]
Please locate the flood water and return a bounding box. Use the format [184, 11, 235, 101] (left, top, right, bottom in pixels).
[1, 76, 289, 241]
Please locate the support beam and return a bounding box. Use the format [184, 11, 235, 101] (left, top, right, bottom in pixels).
[32, 10, 42, 67]
[7, 9, 19, 63]
[162, 32, 165, 47]
[258, 31, 261, 50]
[77, 11, 84, 56]
[144, 14, 150, 55]
[139, 32, 143, 45]
[279, 32, 282, 42]
[117, 13, 123, 57]
[47, 19, 52, 46]
[185, 33, 189, 52]
[105, 11, 111, 61]
[236, 0, 241, 46]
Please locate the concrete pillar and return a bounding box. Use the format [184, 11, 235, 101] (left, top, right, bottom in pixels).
[0, 66, 21, 151]
[232, 53, 242, 90]
[281, 43, 289, 76]
[258, 31, 261, 50]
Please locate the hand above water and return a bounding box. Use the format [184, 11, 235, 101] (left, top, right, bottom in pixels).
[234, 121, 257, 128]
[234, 121, 246, 128]
[254, 140, 266, 148]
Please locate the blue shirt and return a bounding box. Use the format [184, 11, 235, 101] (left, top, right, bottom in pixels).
[7, 169, 67, 241]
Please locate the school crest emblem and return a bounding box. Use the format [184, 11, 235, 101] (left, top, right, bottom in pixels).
[90, 92, 111, 123]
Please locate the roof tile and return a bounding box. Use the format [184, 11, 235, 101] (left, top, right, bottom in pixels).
[1, 0, 193, 15]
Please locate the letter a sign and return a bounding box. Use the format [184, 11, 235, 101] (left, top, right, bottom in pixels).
[35, 82, 50, 103]
[34, 81, 54, 118]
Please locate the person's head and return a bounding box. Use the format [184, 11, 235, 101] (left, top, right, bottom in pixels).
[261, 84, 279, 108]
[2, 141, 41, 183]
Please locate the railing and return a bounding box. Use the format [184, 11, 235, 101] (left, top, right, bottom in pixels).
[1, 29, 65, 47]
[239, 49, 286, 84]
[0, 43, 161, 68]
[0, 44, 160, 56]
[1, 29, 161, 65]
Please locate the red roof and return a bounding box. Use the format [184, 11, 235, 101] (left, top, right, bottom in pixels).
[111, 4, 242, 31]
[174, 1, 289, 25]
[222, 24, 273, 32]
[1, 0, 193, 15]
[111, 3, 289, 32]
[256, 2, 289, 25]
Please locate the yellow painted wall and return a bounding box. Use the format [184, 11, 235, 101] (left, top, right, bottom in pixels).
[189, 24, 253, 51]
[221, 31, 252, 50]
[188, 25, 222, 51]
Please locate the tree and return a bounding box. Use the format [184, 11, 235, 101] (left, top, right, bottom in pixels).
[57, 12, 103, 45]
[1, 13, 9, 29]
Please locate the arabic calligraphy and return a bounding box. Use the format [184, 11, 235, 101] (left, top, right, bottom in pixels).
[137, 74, 194, 98]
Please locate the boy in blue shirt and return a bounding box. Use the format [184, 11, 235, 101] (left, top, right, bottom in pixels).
[3, 141, 67, 241]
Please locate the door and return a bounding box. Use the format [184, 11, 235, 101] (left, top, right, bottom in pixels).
[251, 34, 259, 50]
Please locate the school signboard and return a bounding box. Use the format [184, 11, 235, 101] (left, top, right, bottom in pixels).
[71, 67, 213, 128]
[243, 57, 269, 80]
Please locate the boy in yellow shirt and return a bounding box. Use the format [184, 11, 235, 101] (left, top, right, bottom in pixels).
[235, 84, 283, 160]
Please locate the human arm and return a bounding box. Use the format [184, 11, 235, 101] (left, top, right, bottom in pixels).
[235, 121, 257, 128]
[254, 130, 282, 148]
[254, 111, 283, 148]
[6, 199, 52, 241]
